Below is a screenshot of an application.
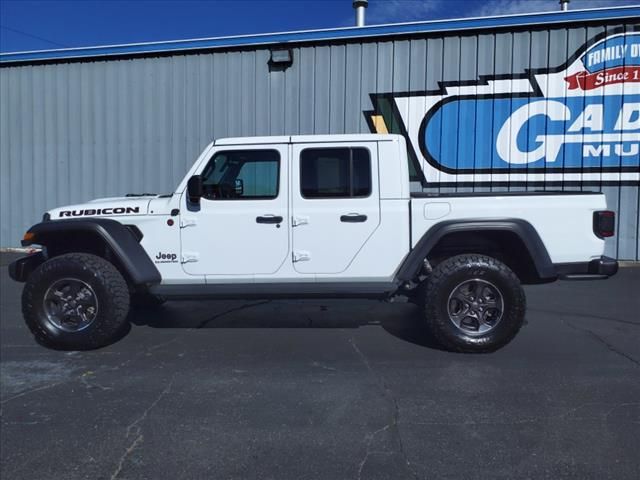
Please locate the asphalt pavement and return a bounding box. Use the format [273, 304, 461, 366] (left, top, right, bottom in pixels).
[1, 252, 639, 480]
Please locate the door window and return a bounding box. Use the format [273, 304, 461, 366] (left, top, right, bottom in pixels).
[200, 150, 279, 200]
[300, 147, 371, 199]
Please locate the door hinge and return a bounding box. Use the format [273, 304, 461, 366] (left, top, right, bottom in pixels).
[292, 251, 311, 263]
[181, 252, 200, 263]
[180, 217, 197, 228]
[292, 215, 309, 227]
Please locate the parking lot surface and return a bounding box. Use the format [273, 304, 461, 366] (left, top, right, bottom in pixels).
[1, 253, 639, 480]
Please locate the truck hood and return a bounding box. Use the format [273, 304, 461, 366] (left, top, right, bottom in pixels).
[47, 196, 154, 220]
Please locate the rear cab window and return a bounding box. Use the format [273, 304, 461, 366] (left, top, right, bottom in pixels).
[300, 147, 371, 199]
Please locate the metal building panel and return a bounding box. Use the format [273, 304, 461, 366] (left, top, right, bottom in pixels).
[359, 43, 377, 133]
[407, 38, 427, 175]
[6, 68, 21, 242]
[392, 40, 409, 93]
[344, 43, 362, 134]
[269, 60, 285, 135]
[284, 48, 301, 134]
[156, 57, 173, 191]
[328, 44, 345, 134]
[392, 39, 411, 175]
[473, 33, 495, 193]
[439, 36, 461, 194]
[457, 35, 477, 193]
[184, 55, 201, 164]
[298, 46, 315, 135]
[491, 31, 513, 194]
[424, 37, 443, 186]
[27, 67, 41, 214]
[510, 31, 530, 192]
[20, 67, 35, 225]
[408, 38, 426, 91]
[314, 45, 331, 134]
[255, 49, 271, 137]
[240, 51, 256, 137]
[619, 187, 640, 259]
[376, 42, 393, 97]
[0, 67, 11, 243]
[227, 52, 243, 136]
[212, 52, 228, 139]
[197, 55, 213, 154]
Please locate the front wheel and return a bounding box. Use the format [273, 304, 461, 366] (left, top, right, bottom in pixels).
[22, 253, 130, 350]
[420, 254, 526, 353]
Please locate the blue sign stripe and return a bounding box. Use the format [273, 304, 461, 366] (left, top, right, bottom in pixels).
[424, 95, 640, 172]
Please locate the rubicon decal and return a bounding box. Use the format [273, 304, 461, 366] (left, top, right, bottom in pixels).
[58, 207, 140, 217]
[366, 31, 640, 185]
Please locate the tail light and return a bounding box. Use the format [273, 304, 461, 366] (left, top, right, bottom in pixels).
[593, 210, 615, 239]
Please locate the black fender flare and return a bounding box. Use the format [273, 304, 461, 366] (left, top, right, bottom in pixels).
[16, 218, 161, 286]
[396, 218, 557, 283]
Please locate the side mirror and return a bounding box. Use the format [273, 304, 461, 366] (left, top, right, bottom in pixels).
[187, 175, 203, 204]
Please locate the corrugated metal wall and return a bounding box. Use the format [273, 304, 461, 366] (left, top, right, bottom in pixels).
[1, 21, 639, 258]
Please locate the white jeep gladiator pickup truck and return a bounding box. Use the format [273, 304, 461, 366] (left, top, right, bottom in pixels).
[9, 134, 618, 352]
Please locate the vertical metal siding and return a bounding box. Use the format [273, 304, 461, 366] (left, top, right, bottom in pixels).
[1, 21, 639, 259]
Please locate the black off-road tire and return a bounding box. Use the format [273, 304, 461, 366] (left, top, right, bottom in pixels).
[22, 253, 130, 350]
[421, 254, 526, 353]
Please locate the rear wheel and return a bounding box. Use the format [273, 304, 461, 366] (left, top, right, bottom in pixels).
[22, 253, 130, 350]
[420, 254, 526, 353]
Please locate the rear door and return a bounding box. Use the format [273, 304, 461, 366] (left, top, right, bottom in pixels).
[291, 143, 380, 274]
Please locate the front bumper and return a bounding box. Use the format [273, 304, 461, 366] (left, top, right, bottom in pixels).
[555, 256, 619, 280]
[8, 251, 46, 282]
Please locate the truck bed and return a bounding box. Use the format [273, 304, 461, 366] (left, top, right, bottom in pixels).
[409, 192, 607, 264]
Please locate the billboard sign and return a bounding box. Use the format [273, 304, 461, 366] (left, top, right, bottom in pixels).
[367, 31, 640, 186]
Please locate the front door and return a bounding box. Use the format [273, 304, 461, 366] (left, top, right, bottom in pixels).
[291, 143, 380, 274]
[180, 145, 289, 276]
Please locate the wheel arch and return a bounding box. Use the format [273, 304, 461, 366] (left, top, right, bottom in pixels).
[17, 218, 161, 286]
[397, 219, 557, 284]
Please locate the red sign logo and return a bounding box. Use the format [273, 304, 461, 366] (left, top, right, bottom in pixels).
[565, 66, 640, 90]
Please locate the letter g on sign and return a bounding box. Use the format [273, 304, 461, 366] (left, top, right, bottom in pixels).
[496, 100, 571, 164]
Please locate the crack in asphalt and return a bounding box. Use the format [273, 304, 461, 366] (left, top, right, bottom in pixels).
[566, 321, 640, 367]
[357, 424, 391, 480]
[349, 337, 419, 480]
[196, 300, 272, 328]
[0, 337, 181, 405]
[1, 380, 67, 405]
[110, 434, 144, 480]
[110, 376, 175, 480]
[407, 401, 640, 426]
